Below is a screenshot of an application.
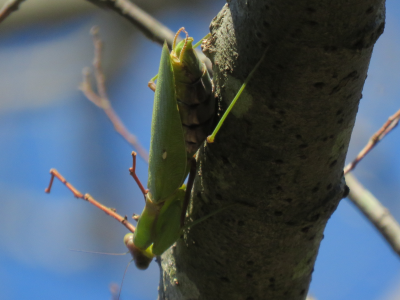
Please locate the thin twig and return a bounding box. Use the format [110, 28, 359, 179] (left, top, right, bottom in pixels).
[79, 26, 149, 163]
[344, 108, 400, 174]
[0, 0, 25, 23]
[45, 168, 136, 233]
[86, 0, 212, 73]
[346, 173, 400, 257]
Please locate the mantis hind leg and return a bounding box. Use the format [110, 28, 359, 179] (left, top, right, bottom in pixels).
[207, 47, 269, 143]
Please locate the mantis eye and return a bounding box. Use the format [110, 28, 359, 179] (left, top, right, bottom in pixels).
[124, 233, 154, 270]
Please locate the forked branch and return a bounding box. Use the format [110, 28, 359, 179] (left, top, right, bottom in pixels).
[80, 26, 149, 162]
[45, 168, 136, 234]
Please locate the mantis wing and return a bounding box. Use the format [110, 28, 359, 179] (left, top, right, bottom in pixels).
[147, 42, 187, 203]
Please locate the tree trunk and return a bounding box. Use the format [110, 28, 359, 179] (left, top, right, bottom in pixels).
[159, 0, 385, 299]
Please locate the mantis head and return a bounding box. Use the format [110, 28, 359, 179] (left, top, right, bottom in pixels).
[170, 27, 204, 83]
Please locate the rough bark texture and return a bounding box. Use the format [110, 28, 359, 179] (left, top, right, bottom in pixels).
[159, 0, 385, 299]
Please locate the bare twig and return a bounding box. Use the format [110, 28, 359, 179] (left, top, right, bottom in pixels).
[346, 173, 400, 257]
[45, 168, 137, 233]
[86, 0, 212, 73]
[0, 0, 25, 23]
[344, 108, 400, 174]
[80, 26, 149, 162]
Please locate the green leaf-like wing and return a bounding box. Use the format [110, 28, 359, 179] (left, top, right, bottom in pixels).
[147, 42, 187, 203]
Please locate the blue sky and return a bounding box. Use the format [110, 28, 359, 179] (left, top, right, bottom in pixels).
[0, 1, 399, 300]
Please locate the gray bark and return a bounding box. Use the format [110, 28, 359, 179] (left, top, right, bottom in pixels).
[159, 0, 385, 299]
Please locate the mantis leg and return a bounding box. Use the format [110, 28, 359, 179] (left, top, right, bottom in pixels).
[207, 47, 269, 143]
[129, 151, 148, 199]
[180, 157, 197, 228]
[45, 169, 136, 233]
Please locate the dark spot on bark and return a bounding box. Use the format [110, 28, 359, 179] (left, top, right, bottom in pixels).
[238, 220, 245, 226]
[256, 31, 262, 39]
[312, 186, 319, 193]
[309, 235, 316, 241]
[247, 260, 254, 265]
[286, 221, 296, 226]
[353, 39, 365, 49]
[272, 125, 278, 129]
[216, 193, 223, 200]
[246, 297, 254, 300]
[268, 104, 275, 110]
[274, 211, 283, 216]
[264, 4, 270, 10]
[343, 185, 350, 198]
[220, 276, 230, 283]
[306, 7, 316, 13]
[276, 186, 283, 191]
[324, 45, 337, 52]
[329, 159, 337, 168]
[278, 110, 286, 115]
[246, 273, 253, 278]
[295, 134, 302, 140]
[310, 214, 320, 222]
[322, 137, 328, 142]
[299, 143, 308, 149]
[197, 192, 202, 198]
[300, 289, 306, 296]
[336, 109, 343, 115]
[300, 155, 307, 160]
[269, 277, 276, 282]
[263, 21, 270, 28]
[221, 155, 230, 164]
[313, 82, 324, 89]
[366, 6, 374, 14]
[285, 198, 293, 203]
[277, 64, 284, 70]
[329, 134, 334, 139]
[275, 120, 282, 125]
[337, 118, 343, 124]
[275, 159, 284, 164]
[305, 19, 318, 27]
[307, 258, 312, 264]
[326, 183, 332, 190]
[214, 259, 223, 266]
[301, 226, 311, 233]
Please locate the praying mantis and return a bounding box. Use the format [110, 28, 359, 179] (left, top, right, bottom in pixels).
[46, 28, 267, 270]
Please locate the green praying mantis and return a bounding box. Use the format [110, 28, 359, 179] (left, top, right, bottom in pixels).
[46, 28, 267, 271]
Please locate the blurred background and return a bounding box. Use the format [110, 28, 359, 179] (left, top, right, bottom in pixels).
[0, 0, 399, 299]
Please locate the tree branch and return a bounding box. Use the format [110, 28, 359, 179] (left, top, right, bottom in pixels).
[160, 1, 386, 299]
[86, 0, 212, 73]
[0, 0, 25, 23]
[344, 107, 400, 174]
[346, 173, 400, 256]
[80, 26, 149, 162]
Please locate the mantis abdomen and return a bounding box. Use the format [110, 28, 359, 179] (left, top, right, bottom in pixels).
[170, 29, 215, 155]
